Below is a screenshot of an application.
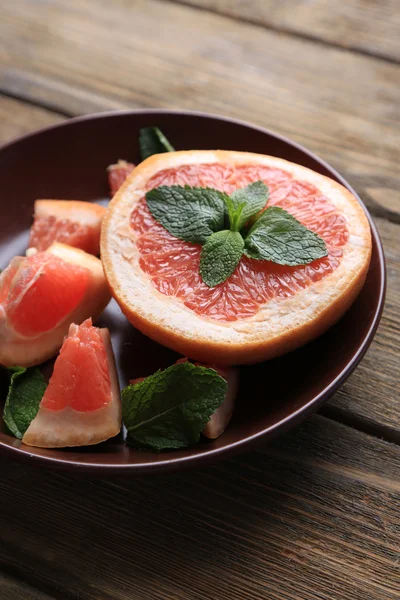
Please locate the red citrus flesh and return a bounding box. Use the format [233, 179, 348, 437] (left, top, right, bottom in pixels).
[29, 200, 106, 254]
[130, 163, 349, 321]
[41, 319, 111, 412]
[30, 216, 93, 253]
[0, 252, 89, 336]
[108, 160, 135, 196]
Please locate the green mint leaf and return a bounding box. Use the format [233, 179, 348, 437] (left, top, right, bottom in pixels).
[200, 230, 244, 287]
[139, 126, 175, 161]
[230, 181, 269, 230]
[244, 206, 328, 266]
[122, 362, 227, 451]
[146, 185, 225, 244]
[3, 367, 47, 439]
[222, 194, 246, 232]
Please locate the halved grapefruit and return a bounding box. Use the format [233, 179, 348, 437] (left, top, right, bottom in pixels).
[107, 160, 135, 196]
[22, 319, 121, 448]
[0, 242, 110, 367]
[28, 200, 106, 255]
[101, 151, 372, 365]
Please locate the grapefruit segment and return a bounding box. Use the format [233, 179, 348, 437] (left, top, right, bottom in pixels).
[101, 151, 372, 365]
[29, 200, 106, 255]
[0, 242, 111, 367]
[22, 319, 121, 448]
[108, 160, 135, 196]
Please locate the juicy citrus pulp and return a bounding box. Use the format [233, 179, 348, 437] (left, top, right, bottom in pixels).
[0, 242, 111, 367]
[0, 251, 89, 337]
[29, 200, 106, 255]
[41, 319, 111, 412]
[21, 318, 121, 448]
[108, 160, 135, 196]
[131, 163, 348, 321]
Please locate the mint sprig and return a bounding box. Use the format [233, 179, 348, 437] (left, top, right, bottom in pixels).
[200, 230, 244, 287]
[244, 206, 327, 265]
[139, 126, 175, 161]
[229, 181, 269, 230]
[3, 367, 46, 439]
[146, 179, 327, 287]
[146, 185, 225, 244]
[122, 361, 227, 451]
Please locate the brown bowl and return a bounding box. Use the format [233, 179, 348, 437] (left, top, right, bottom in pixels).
[0, 110, 385, 474]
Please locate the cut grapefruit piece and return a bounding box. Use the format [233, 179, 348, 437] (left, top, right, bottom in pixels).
[28, 200, 106, 255]
[0, 242, 110, 367]
[22, 319, 121, 448]
[107, 160, 135, 196]
[101, 151, 372, 365]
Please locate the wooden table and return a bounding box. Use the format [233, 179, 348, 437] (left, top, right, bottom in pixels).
[0, 2, 399, 599]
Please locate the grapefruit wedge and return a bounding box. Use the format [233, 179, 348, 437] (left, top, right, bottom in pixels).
[0, 242, 110, 367]
[23, 319, 121, 448]
[29, 200, 106, 255]
[108, 160, 135, 196]
[101, 151, 372, 365]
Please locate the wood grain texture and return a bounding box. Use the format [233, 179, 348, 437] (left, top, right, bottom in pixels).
[325, 217, 400, 441]
[1, 0, 399, 226]
[169, 0, 400, 62]
[0, 575, 56, 600]
[0, 416, 399, 600]
[0, 95, 64, 145]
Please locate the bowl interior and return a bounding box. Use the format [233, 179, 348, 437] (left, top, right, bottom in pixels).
[0, 111, 385, 472]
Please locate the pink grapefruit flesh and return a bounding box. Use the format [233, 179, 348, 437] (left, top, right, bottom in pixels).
[131, 164, 348, 322]
[108, 160, 135, 196]
[0, 243, 111, 367]
[29, 200, 106, 255]
[22, 319, 121, 448]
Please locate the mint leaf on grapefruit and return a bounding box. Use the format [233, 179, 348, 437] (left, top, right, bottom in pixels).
[3, 367, 47, 439]
[244, 206, 328, 266]
[229, 180, 269, 230]
[200, 230, 244, 287]
[139, 127, 175, 161]
[145, 181, 327, 286]
[146, 185, 225, 244]
[122, 361, 227, 451]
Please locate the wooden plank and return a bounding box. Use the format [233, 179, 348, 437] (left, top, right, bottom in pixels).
[326, 217, 400, 441]
[0, 0, 399, 224]
[0, 416, 399, 600]
[0, 574, 56, 600]
[170, 0, 400, 62]
[0, 95, 64, 145]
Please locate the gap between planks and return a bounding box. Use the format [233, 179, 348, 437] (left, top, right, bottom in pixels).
[0, 89, 73, 119]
